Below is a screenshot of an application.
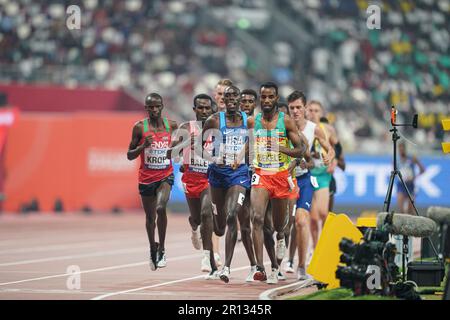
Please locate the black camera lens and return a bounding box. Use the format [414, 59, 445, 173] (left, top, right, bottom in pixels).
[339, 238, 357, 254]
[340, 253, 353, 265]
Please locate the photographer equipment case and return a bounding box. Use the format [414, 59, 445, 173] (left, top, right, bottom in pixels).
[407, 261, 445, 287]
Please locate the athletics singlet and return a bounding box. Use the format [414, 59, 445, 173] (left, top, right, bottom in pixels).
[208, 111, 250, 190]
[253, 112, 290, 172]
[213, 111, 248, 167]
[295, 120, 316, 177]
[138, 118, 173, 184]
[183, 121, 212, 175]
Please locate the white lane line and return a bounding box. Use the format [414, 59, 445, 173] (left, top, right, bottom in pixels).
[0, 239, 142, 255]
[0, 240, 190, 267]
[91, 260, 271, 300]
[0, 247, 146, 267]
[259, 279, 315, 300]
[0, 252, 202, 287]
[0, 234, 188, 255]
[0, 288, 170, 296]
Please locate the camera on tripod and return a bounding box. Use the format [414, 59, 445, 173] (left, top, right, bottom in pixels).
[336, 228, 400, 296]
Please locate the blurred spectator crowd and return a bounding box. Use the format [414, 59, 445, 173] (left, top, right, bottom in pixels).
[0, 0, 448, 153]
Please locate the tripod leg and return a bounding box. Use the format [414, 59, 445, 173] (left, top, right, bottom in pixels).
[396, 172, 420, 216]
[403, 235, 409, 282]
[383, 171, 397, 212]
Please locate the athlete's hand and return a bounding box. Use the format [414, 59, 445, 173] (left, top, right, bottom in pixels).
[231, 161, 240, 171]
[322, 154, 330, 166]
[143, 135, 153, 148]
[327, 158, 337, 174]
[299, 158, 308, 170]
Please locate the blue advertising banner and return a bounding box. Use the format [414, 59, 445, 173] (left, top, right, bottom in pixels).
[169, 155, 450, 207]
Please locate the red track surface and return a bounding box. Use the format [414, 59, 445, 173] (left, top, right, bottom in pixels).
[0, 212, 301, 300]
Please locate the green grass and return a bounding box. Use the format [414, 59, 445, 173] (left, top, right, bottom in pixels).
[288, 288, 398, 300]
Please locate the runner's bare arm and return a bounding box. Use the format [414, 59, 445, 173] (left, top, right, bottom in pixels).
[413, 156, 426, 176]
[287, 131, 309, 171]
[127, 122, 148, 161]
[326, 123, 339, 146]
[279, 116, 307, 158]
[314, 125, 335, 166]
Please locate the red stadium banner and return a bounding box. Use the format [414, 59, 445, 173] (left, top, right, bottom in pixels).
[2, 111, 158, 213]
[0, 107, 20, 211]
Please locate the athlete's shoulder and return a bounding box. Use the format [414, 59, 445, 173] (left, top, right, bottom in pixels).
[203, 113, 219, 128]
[133, 119, 145, 131]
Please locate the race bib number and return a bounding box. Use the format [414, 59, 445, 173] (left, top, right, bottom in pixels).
[211, 203, 218, 216]
[144, 146, 170, 170]
[237, 193, 245, 206]
[251, 173, 260, 186]
[310, 175, 319, 188]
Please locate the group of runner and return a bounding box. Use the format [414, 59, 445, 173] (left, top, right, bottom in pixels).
[127, 79, 343, 284]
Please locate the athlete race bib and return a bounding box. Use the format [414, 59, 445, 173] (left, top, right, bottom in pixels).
[144, 140, 170, 170]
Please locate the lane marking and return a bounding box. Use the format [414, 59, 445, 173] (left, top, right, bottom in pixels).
[0, 241, 190, 267]
[0, 247, 146, 267]
[259, 278, 315, 300]
[91, 260, 271, 300]
[0, 252, 202, 286]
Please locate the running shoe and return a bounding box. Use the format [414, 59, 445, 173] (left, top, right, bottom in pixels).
[276, 238, 286, 260]
[267, 268, 279, 284]
[245, 265, 257, 282]
[191, 228, 202, 250]
[201, 250, 211, 272]
[253, 266, 267, 281]
[219, 267, 231, 283]
[205, 269, 220, 280]
[284, 260, 295, 274]
[277, 270, 287, 281]
[157, 249, 166, 268]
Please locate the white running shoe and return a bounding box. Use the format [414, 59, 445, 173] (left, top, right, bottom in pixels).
[191, 228, 202, 250]
[245, 265, 257, 282]
[277, 270, 286, 281]
[267, 268, 279, 284]
[205, 270, 220, 280]
[284, 261, 295, 274]
[276, 239, 286, 260]
[297, 267, 312, 281]
[201, 250, 211, 272]
[157, 251, 166, 268]
[219, 267, 231, 283]
[214, 252, 222, 267]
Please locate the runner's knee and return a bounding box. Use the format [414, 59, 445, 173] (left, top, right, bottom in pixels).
[156, 205, 166, 216]
[252, 213, 264, 229]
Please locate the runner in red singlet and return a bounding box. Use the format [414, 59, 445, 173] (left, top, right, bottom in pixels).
[127, 93, 177, 271]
